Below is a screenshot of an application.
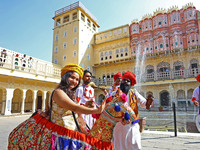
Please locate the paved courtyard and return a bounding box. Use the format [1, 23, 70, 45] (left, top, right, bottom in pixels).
[0, 114, 200, 150]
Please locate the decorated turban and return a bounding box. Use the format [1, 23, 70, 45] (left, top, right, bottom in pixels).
[61, 64, 84, 79]
[196, 74, 200, 82]
[113, 72, 122, 81]
[122, 72, 137, 86]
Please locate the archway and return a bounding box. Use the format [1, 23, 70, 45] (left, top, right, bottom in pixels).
[36, 91, 43, 110]
[160, 91, 170, 106]
[97, 94, 105, 105]
[24, 90, 33, 112]
[187, 89, 194, 106]
[45, 91, 51, 111]
[177, 90, 186, 107]
[12, 88, 23, 113]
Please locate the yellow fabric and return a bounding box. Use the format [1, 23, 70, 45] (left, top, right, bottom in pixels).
[129, 90, 139, 120]
[61, 64, 84, 79]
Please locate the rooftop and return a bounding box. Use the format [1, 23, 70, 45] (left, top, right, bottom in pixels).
[54, 1, 98, 24]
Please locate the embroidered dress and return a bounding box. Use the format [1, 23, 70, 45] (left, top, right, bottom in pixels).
[76, 84, 96, 129]
[51, 100, 77, 130]
[8, 113, 113, 150]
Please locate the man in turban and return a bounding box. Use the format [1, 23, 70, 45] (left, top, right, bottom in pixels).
[107, 72, 122, 97]
[192, 74, 200, 108]
[112, 72, 153, 150]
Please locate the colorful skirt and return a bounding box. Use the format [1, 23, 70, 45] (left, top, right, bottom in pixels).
[8, 113, 113, 150]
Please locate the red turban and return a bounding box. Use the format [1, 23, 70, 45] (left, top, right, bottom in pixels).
[113, 72, 122, 81]
[196, 74, 200, 82]
[122, 72, 137, 86]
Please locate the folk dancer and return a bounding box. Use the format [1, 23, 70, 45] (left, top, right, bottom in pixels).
[113, 72, 154, 150]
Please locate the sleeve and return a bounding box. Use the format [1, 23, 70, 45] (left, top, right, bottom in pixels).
[192, 87, 199, 102]
[134, 89, 146, 108]
[108, 87, 113, 97]
[75, 87, 82, 104]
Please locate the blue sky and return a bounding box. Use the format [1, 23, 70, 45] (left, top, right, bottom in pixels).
[0, 0, 199, 62]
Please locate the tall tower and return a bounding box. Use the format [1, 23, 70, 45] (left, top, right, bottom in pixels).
[52, 1, 99, 71]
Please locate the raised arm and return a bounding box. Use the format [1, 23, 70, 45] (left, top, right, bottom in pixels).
[53, 89, 105, 114]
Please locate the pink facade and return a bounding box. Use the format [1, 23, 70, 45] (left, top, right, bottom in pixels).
[130, 5, 199, 56]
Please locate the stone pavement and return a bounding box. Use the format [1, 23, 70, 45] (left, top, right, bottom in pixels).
[141, 130, 200, 150]
[1, 114, 200, 150]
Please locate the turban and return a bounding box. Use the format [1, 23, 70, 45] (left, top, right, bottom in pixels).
[113, 72, 122, 81]
[61, 64, 84, 79]
[196, 74, 200, 82]
[122, 72, 137, 86]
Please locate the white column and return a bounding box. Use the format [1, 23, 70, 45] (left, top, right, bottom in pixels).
[4, 88, 14, 115]
[21, 89, 27, 114]
[185, 90, 188, 107]
[32, 90, 37, 113]
[42, 91, 47, 111]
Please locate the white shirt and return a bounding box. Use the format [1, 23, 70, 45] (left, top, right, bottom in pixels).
[75, 84, 96, 129]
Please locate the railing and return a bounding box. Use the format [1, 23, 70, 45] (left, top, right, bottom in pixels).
[54, 1, 98, 23]
[0, 52, 61, 79]
[93, 68, 200, 86]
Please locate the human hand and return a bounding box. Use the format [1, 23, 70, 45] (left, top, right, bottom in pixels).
[85, 99, 95, 108]
[97, 98, 106, 113]
[100, 87, 107, 94]
[193, 101, 199, 106]
[146, 95, 154, 110]
[121, 118, 131, 125]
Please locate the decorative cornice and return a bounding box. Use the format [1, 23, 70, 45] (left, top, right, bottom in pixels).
[153, 8, 167, 16]
[131, 19, 139, 24]
[168, 5, 179, 13]
[182, 2, 195, 10]
[142, 14, 152, 21]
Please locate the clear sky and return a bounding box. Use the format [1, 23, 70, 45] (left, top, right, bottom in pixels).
[0, 0, 199, 62]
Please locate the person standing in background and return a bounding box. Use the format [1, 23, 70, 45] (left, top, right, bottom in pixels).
[75, 70, 97, 130]
[192, 74, 200, 108]
[108, 72, 122, 97]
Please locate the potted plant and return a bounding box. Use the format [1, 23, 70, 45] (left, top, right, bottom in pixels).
[158, 105, 163, 111]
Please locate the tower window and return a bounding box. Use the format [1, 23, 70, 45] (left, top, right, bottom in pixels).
[81, 13, 85, 22]
[54, 59, 57, 64]
[55, 34, 58, 41]
[63, 42, 67, 49]
[54, 46, 58, 53]
[93, 24, 96, 31]
[87, 54, 90, 60]
[63, 15, 69, 23]
[56, 19, 61, 26]
[63, 55, 66, 61]
[73, 38, 77, 45]
[73, 50, 77, 57]
[73, 27, 77, 33]
[64, 31, 67, 37]
[87, 19, 91, 27]
[73, 13, 77, 20]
